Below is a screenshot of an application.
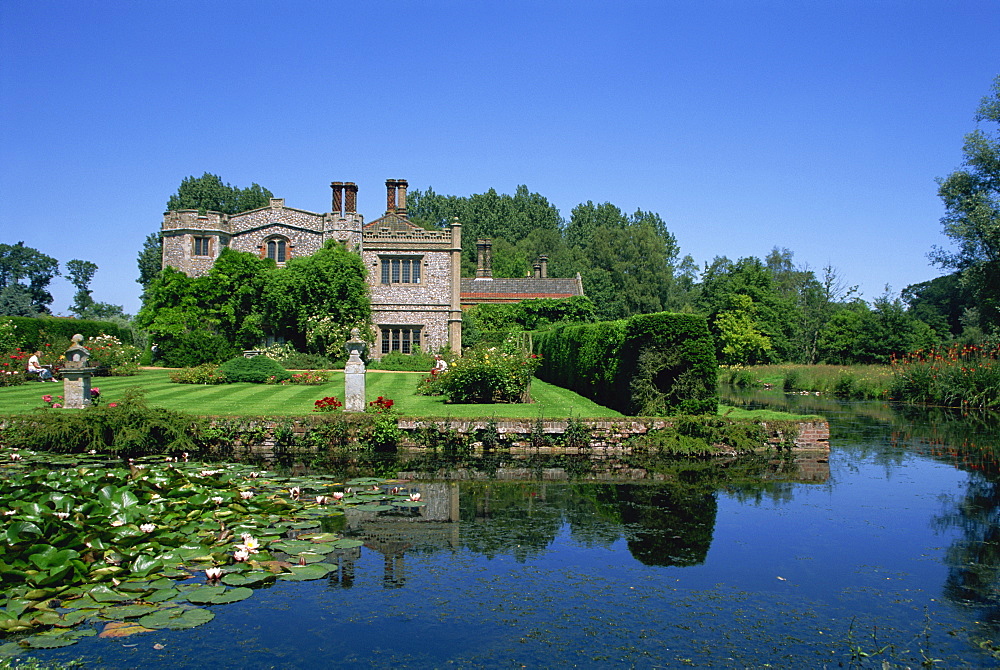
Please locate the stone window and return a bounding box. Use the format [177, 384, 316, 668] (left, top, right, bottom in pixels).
[266, 237, 289, 264]
[193, 236, 211, 256]
[380, 256, 422, 284]
[381, 326, 421, 355]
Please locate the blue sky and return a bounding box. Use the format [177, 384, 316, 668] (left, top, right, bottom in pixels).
[1, 1, 997, 316]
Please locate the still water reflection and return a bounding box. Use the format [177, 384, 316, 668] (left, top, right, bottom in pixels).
[37, 391, 1000, 668]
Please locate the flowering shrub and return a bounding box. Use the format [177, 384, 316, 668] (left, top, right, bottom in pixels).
[418, 337, 541, 403]
[169, 363, 228, 384]
[41, 393, 64, 409]
[1, 349, 28, 387]
[313, 396, 343, 412]
[367, 396, 395, 414]
[86, 334, 142, 376]
[267, 370, 330, 385]
[890, 343, 1000, 408]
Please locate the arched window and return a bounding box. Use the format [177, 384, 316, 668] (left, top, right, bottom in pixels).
[265, 237, 289, 263]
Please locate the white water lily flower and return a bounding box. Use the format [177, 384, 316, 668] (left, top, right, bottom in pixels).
[110, 519, 125, 527]
[241, 536, 261, 552]
[315, 496, 329, 505]
[289, 486, 301, 500]
[211, 496, 224, 505]
[333, 491, 345, 501]
[233, 548, 250, 562]
[3, 510, 16, 516]
[54, 512, 69, 520]
[409, 492, 421, 502]
[205, 567, 224, 580]
[240, 491, 254, 499]
[140, 523, 156, 533]
[9, 453, 22, 461]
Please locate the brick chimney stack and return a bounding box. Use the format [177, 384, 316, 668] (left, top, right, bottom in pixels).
[476, 238, 493, 279]
[533, 261, 542, 278]
[385, 179, 398, 214]
[396, 179, 408, 216]
[539, 255, 548, 278]
[330, 182, 344, 216]
[344, 182, 358, 213]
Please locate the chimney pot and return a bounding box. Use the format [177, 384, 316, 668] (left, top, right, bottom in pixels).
[344, 183, 358, 214]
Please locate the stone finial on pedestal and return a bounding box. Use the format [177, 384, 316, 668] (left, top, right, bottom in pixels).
[344, 328, 367, 412]
[62, 334, 96, 408]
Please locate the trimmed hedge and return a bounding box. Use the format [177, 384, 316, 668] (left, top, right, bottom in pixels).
[219, 355, 291, 383]
[9, 316, 134, 348]
[533, 312, 717, 415]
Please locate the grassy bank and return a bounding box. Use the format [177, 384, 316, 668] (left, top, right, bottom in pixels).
[0, 369, 822, 421]
[721, 364, 893, 400]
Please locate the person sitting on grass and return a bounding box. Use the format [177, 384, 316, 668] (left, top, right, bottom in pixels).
[27, 351, 56, 381]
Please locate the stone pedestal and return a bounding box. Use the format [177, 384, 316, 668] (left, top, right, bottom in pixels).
[344, 328, 367, 412]
[61, 368, 95, 409]
[62, 334, 95, 409]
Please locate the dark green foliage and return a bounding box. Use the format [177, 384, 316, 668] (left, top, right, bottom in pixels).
[280, 352, 336, 370]
[534, 311, 717, 415]
[467, 296, 596, 333]
[630, 416, 795, 455]
[136, 232, 163, 292]
[367, 348, 436, 371]
[930, 75, 1000, 331]
[0, 242, 60, 315]
[9, 316, 133, 349]
[158, 330, 236, 368]
[166, 173, 273, 215]
[3, 388, 200, 457]
[219, 355, 291, 384]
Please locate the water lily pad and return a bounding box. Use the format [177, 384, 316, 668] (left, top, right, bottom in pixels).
[330, 539, 364, 550]
[20, 635, 76, 648]
[277, 563, 335, 581]
[296, 553, 328, 564]
[99, 603, 159, 619]
[88, 585, 130, 603]
[184, 585, 226, 604]
[353, 504, 393, 512]
[346, 478, 384, 486]
[392, 501, 426, 508]
[138, 607, 214, 630]
[99, 621, 156, 638]
[145, 587, 180, 603]
[211, 587, 253, 604]
[298, 532, 340, 543]
[221, 571, 271, 587]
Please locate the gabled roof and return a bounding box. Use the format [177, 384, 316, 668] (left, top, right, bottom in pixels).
[363, 212, 423, 232]
[460, 276, 584, 305]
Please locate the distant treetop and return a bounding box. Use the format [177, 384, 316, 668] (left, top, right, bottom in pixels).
[166, 173, 274, 215]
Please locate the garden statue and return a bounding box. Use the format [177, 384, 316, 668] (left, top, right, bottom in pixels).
[61, 334, 95, 408]
[344, 328, 367, 412]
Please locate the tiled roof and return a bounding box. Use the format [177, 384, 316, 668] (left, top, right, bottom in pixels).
[460, 277, 584, 302]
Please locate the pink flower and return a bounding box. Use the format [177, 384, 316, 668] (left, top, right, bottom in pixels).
[52, 403, 62, 409]
[205, 567, 224, 581]
[140, 523, 156, 533]
[233, 548, 250, 562]
[108, 402, 118, 408]
[42, 395, 52, 403]
[333, 491, 345, 501]
[240, 491, 254, 499]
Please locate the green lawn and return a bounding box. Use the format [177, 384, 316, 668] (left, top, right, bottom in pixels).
[0, 369, 624, 418]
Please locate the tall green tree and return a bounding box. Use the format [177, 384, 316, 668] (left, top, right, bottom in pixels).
[66, 259, 97, 317]
[136, 233, 163, 292]
[166, 173, 273, 215]
[931, 75, 1000, 330]
[0, 242, 60, 316]
[263, 240, 370, 355]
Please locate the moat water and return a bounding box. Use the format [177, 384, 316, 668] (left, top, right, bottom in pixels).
[31, 390, 1000, 668]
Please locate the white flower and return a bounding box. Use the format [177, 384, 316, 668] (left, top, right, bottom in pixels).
[409, 492, 421, 502]
[54, 512, 70, 520]
[110, 518, 125, 527]
[240, 490, 254, 499]
[211, 496, 224, 505]
[233, 548, 250, 562]
[140, 523, 156, 533]
[315, 496, 328, 505]
[240, 536, 261, 552]
[9, 453, 22, 462]
[205, 567, 224, 580]
[289, 486, 301, 500]
[333, 491, 345, 500]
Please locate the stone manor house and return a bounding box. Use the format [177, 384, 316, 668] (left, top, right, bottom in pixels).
[161, 179, 584, 357]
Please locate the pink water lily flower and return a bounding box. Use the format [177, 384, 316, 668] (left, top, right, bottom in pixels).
[233, 548, 250, 562]
[240, 491, 254, 499]
[332, 491, 345, 501]
[205, 567, 224, 580]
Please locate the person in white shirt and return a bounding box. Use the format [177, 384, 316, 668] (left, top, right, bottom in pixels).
[433, 355, 448, 374]
[27, 351, 55, 381]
